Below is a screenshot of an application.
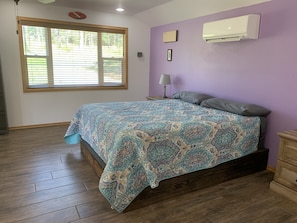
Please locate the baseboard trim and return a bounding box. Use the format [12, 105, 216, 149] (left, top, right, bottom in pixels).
[9, 122, 70, 131]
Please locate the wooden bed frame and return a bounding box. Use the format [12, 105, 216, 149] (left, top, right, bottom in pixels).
[80, 139, 269, 212]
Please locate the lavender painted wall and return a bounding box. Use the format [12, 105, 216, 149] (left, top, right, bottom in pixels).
[149, 0, 297, 168]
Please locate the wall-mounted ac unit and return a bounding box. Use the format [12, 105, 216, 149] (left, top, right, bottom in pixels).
[202, 14, 260, 43]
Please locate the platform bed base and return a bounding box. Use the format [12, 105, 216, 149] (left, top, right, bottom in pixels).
[80, 140, 269, 212]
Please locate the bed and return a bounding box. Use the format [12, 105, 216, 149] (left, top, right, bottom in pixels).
[64, 93, 270, 213]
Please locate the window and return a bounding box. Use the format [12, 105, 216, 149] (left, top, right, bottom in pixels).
[17, 17, 128, 92]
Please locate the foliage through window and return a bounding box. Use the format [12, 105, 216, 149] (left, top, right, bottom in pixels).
[17, 17, 128, 92]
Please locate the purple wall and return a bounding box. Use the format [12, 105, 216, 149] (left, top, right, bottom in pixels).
[149, 0, 297, 168]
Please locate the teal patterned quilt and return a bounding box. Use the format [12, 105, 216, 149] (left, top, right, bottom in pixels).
[64, 99, 260, 212]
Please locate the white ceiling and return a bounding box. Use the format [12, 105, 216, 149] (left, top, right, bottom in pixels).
[23, 0, 174, 15]
[135, 0, 272, 27]
[19, 0, 272, 27]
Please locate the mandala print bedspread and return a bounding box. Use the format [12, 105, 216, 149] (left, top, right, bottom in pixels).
[64, 99, 260, 212]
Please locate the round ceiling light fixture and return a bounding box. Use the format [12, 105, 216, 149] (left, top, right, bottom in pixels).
[38, 0, 55, 4]
[116, 8, 125, 12]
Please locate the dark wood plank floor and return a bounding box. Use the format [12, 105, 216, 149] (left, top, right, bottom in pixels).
[1, 125, 297, 223]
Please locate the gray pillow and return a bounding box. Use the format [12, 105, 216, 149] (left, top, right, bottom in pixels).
[172, 91, 213, 105]
[200, 98, 271, 117]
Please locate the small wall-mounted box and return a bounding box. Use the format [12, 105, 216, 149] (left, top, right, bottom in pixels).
[163, 30, 178, 43]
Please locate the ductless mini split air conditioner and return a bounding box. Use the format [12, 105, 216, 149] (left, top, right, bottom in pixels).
[202, 14, 260, 43]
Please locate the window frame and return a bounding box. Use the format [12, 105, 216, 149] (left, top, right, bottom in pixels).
[17, 17, 128, 92]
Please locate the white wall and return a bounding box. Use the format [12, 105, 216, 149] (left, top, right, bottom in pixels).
[0, 0, 150, 128]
